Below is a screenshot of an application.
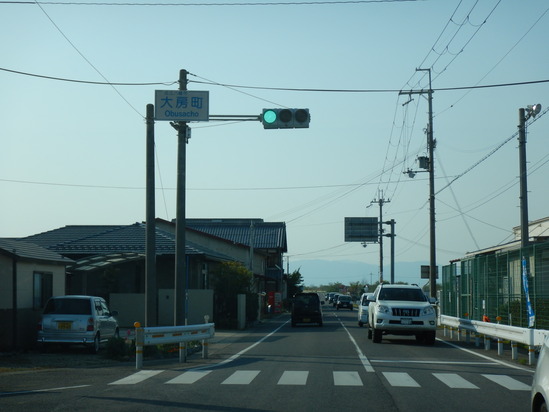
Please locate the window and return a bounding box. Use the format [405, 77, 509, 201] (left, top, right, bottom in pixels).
[33, 272, 53, 310]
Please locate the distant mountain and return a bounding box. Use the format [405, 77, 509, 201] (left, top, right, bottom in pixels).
[289, 259, 430, 288]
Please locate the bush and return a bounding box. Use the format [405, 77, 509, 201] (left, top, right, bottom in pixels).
[103, 337, 132, 361]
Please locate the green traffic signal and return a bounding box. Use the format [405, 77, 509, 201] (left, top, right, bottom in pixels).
[261, 108, 310, 129]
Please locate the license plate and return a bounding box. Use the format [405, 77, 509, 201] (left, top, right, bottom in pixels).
[401, 318, 412, 325]
[57, 321, 72, 330]
[303, 318, 311, 322]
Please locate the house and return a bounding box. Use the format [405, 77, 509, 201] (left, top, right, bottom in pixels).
[0, 238, 73, 350]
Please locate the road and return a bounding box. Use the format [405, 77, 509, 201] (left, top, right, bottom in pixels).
[0, 305, 534, 411]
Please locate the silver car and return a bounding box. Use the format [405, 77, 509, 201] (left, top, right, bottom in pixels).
[37, 295, 119, 353]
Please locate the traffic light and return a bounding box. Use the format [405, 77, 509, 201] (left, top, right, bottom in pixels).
[261, 108, 310, 129]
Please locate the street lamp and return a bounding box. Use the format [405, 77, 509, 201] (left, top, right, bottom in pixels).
[518, 104, 541, 249]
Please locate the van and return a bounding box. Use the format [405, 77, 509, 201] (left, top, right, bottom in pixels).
[291, 293, 324, 327]
[358, 293, 372, 327]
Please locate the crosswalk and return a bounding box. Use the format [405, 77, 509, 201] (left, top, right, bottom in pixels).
[109, 369, 531, 391]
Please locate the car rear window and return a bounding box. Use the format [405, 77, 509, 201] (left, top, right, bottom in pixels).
[44, 298, 92, 315]
[294, 294, 319, 306]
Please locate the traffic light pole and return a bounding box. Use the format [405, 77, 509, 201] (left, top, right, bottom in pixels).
[174, 69, 188, 326]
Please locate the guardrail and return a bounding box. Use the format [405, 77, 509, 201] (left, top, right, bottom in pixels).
[134, 322, 215, 369]
[439, 315, 549, 365]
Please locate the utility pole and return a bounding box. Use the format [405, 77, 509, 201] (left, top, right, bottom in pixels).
[372, 192, 389, 283]
[145, 103, 157, 326]
[518, 107, 529, 250]
[384, 219, 396, 284]
[400, 68, 437, 298]
[173, 69, 188, 326]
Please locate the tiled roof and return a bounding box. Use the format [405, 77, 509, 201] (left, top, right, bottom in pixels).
[186, 219, 287, 252]
[0, 238, 73, 264]
[21, 223, 231, 259]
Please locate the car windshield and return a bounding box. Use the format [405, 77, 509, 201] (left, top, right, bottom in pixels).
[44, 298, 92, 315]
[378, 288, 427, 302]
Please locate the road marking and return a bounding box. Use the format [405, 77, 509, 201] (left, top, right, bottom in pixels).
[109, 370, 163, 385]
[339, 320, 374, 372]
[433, 373, 479, 389]
[333, 371, 363, 386]
[371, 360, 495, 365]
[482, 374, 531, 391]
[166, 370, 212, 384]
[383, 372, 420, 387]
[0, 385, 90, 397]
[277, 371, 309, 385]
[221, 370, 260, 385]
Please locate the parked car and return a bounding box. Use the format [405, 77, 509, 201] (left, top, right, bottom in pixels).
[358, 293, 372, 327]
[37, 295, 119, 353]
[367, 284, 437, 344]
[336, 295, 353, 310]
[291, 292, 324, 327]
[532, 335, 549, 412]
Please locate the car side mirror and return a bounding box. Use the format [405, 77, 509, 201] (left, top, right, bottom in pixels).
[428, 297, 437, 304]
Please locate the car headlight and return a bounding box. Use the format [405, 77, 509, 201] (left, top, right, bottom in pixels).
[377, 305, 391, 314]
[422, 306, 435, 316]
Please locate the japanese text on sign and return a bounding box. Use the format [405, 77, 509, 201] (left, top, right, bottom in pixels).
[154, 90, 209, 122]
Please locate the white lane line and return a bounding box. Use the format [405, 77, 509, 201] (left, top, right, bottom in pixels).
[190, 321, 289, 371]
[277, 371, 309, 385]
[383, 372, 420, 387]
[339, 319, 374, 372]
[0, 385, 90, 396]
[166, 370, 212, 384]
[109, 370, 163, 385]
[438, 339, 535, 373]
[333, 371, 363, 386]
[433, 373, 479, 389]
[482, 374, 531, 391]
[371, 360, 495, 365]
[221, 370, 260, 385]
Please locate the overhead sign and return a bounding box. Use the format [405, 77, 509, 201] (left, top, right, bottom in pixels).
[155, 90, 209, 122]
[421, 265, 439, 279]
[344, 217, 379, 243]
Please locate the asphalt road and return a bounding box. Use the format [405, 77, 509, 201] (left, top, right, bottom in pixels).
[0, 305, 535, 411]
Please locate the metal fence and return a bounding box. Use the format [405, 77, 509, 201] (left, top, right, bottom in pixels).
[441, 240, 549, 329]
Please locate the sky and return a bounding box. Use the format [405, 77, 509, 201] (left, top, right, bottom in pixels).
[1, 0, 548, 288]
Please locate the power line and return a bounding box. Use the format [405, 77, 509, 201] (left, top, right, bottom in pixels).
[1, 1, 419, 6]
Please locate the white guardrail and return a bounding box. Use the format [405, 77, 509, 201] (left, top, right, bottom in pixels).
[439, 315, 549, 365]
[133, 322, 215, 369]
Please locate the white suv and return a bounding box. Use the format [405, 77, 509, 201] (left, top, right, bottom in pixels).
[367, 284, 437, 345]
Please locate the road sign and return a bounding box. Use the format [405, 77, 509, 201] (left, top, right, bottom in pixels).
[344, 217, 379, 243]
[155, 90, 209, 122]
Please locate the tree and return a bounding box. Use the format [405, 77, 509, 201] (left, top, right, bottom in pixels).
[211, 262, 256, 329]
[287, 269, 304, 297]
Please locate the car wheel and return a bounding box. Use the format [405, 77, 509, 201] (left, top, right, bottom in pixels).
[540, 399, 548, 412]
[367, 328, 372, 339]
[336, 307, 339, 310]
[90, 333, 100, 354]
[373, 329, 382, 343]
[358, 321, 363, 327]
[114, 328, 120, 339]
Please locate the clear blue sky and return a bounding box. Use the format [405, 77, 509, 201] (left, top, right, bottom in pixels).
[1, 1, 548, 287]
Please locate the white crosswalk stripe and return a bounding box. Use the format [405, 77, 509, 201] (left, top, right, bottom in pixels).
[166, 370, 212, 384]
[277, 371, 309, 385]
[108, 369, 529, 391]
[333, 371, 363, 386]
[434, 373, 479, 389]
[221, 370, 261, 385]
[482, 374, 531, 391]
[382, 372, 420, 387]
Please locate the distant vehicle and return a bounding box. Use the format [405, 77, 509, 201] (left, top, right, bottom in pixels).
[291, 292, 324, 327]
[532, 335, 549, 412]
[367, 284, 437, 345]
[358, 293, 372, 327]
[336, 295, 353, 311]
[37, 295, 119, 353]
[331, 293, 341, 307]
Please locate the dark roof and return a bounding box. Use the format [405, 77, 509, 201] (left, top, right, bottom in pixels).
[0, 238, 73, 265]
[21, 223, 232, 261]
[186, 219, 287, 252]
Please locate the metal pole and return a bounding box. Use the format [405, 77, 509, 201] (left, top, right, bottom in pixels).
[388, 219, 395, 284]
[175, 69, 188, 326]
[145, 104, 157, 326]
[378, 197, 384, 284]
[518, 108, 529, 249]
[427, 71, 437, 299]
